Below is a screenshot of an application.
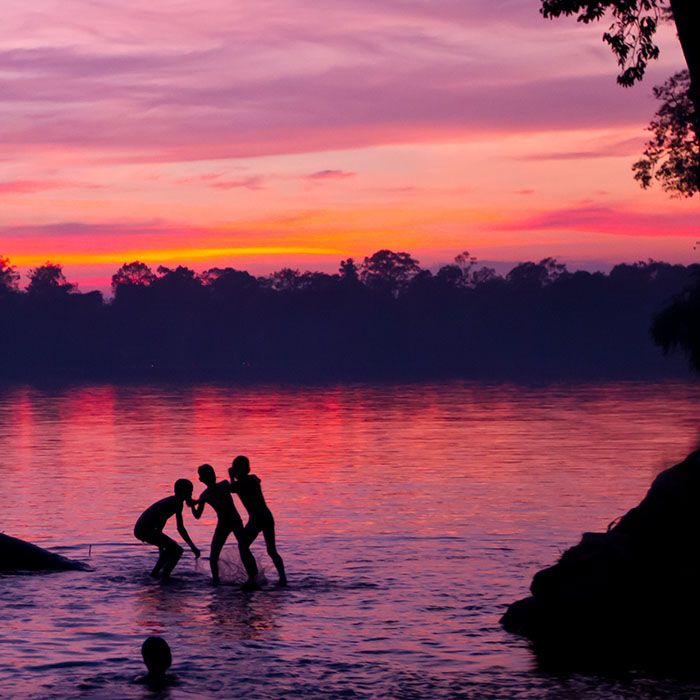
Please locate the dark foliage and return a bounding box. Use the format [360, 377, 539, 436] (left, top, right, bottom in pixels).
[112, 261, 157, 293]
[540, 0, 700, 195]
[0, 252, 695, 383]
[360, 249, 421, 297]
[633, 71, 699, 196]
[651, 268, 700, 370]
[540, 0, 666, 86]
[0, 257, 20, 295]
[27, 262, 76, 297]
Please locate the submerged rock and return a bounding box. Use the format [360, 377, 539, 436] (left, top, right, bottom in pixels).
[502, 450, 700, 672]
[0, 533, 89, 572]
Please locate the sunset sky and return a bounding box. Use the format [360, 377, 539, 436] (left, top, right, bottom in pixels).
[2, 0, 698, 292]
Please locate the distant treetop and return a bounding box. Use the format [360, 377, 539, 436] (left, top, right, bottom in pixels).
[0, 257, 20, 294]
[111, 261, 157, 292]
[27, 263, 76, 296]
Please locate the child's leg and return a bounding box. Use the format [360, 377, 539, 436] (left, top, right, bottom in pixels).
[160, 543, 183, 577]
[209, 524, 229, 583]
[243, 519, 262, 547]
[151, 549, 168, 577]
[243, 518, 262, 547]
[147, 532, 182, 577]
[262, 522, 286, 584]
[233, 521, 258, 583]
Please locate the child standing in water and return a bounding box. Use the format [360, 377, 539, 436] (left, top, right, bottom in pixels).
[191, 463, 259, 588]
[133, 479, 200, 577]
[229, 455, 287, 586]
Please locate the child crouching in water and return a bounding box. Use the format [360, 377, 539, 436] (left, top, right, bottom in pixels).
[133, 479, 200, 577]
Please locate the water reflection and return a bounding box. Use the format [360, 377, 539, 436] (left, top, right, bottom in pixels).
[0, 381, 699, 699]
[206, 587, 284, 637]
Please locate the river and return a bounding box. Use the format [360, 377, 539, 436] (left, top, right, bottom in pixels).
[0, 381, 699, 698]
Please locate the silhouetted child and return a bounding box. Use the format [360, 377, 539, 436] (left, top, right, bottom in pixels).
[191, 464, 258, 588]
[229, 455, 287, 586]
[134, 636, 175, 689]
[134, 479, 200, 577]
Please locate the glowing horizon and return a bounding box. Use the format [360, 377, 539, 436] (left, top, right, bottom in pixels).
[7, 246, 349, 268]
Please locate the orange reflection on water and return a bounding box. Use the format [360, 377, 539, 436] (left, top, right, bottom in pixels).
[2, 381, 697, 547]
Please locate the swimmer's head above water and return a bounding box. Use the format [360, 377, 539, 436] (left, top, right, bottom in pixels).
[141, 636, 171, 677]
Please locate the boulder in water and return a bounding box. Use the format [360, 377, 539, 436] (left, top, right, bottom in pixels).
[501, 450, 700, 672]
[0, 533, 89, 572]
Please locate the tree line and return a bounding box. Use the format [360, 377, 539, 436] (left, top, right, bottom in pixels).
[0, 250, 697, 382]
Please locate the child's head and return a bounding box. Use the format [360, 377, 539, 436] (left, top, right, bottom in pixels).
[173, 479, 193, 501]
[141, 636, 172, 676]
[230, 455, 250, 480]
[197, 463, 216, 486]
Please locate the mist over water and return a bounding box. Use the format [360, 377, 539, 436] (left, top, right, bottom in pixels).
[1, 381, 699, 699]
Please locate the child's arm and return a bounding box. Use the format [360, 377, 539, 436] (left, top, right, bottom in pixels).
[175, 505, 200, 558]
[191, 491, 206, 519]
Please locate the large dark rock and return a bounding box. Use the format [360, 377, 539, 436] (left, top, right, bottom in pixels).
[502, 450, 700, 671]
[0, 533, 89, 572]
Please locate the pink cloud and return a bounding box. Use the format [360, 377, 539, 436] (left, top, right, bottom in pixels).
[517, 137, 648, 161]
[305, 170, 356, 180]
[494, 206, 700, 238]
[174, 174, 265, 190]
[0, 0, 681, 166]
[2, 71, 660, 159]
[0, 179, 99, 193]
[212, 178, 264, 190]
[0, 221, 196, 243]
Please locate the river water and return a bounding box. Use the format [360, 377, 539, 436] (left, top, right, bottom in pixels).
[1, 381, 699, 699]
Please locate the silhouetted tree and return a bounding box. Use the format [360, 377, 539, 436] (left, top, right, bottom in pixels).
[633, 71, 699, 196]
[154, 265, 203, 294]
[541, 1, 696, 87]
[202, 267, 260, 297]
[360, 249, 421, 296]
[507, 262, 548, 290]
[27, 263, 75, 296]
[455, 250, 477, 271]
[271, 268, 302, 292]
[652, 271, 700, 370]
[436, 264, 464, 287]
[111, 261, 157, 292]
[0, 257, 20, 294]
[339, 258, 360, 285]
[541, 0, 700, 192]
[298, 271, 338, 292]
[435, 251, 478, 288]
[541, 257, 568, 282]
[471, 266, 498, 286]
[1, 251, 697, 382]
[507, 258, 568, 289]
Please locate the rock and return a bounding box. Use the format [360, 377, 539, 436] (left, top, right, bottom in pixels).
[501, 450, 700, 672]
[0, 533, 89, 572]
